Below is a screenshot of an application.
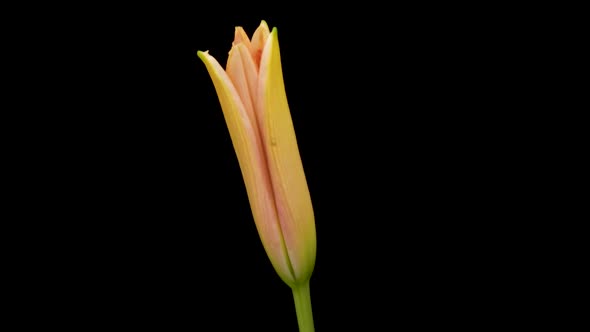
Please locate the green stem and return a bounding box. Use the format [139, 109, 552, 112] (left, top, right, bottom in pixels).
[292, 281, 315, 332]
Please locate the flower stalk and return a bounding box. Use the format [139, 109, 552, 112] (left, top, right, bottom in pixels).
[292, 281, 315, 332]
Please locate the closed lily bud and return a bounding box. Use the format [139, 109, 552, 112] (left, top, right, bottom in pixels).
[198, 21, 316, 287]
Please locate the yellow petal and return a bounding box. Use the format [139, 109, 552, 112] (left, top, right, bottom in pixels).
[197, 50, 295, 285]
[258, 29, 316, 283]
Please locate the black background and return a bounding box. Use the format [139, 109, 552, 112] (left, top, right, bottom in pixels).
[13, 3, 528, 331]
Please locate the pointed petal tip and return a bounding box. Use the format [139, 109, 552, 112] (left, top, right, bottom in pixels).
[268, 27, 278, 49]
[234, 26, 251, 44]
[269, 27, 278, 44]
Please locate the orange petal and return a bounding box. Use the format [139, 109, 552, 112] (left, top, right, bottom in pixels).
[250, 20, 271, 69]
[231, 27, 254, 60]
[226, 43, 259, 132]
